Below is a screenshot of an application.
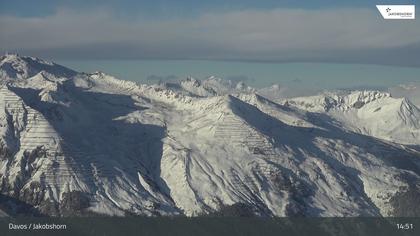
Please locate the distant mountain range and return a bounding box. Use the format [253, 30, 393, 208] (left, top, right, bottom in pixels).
[0, 54, 419, 217]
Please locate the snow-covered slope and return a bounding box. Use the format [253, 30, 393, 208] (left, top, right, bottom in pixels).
[283, 91, 420, 145]
[156, 76, 255, 97]
[0, 54, 76, 80]
[257, 84, 288, 100]
[0, 55, 419, 217]
[389, 82, 420, 108]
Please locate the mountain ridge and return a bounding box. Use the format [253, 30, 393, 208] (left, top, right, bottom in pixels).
[0, 55, 419, 217]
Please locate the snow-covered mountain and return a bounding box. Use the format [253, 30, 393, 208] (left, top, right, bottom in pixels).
[155, 76, 255, 97]
[282, 91, 420, 145]
[0, 54, 419, 217]
[389, 82, 420, 108]
[0, 54, 76, 80]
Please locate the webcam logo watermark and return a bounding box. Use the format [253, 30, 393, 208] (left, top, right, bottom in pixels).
[376, 5, 415, 19]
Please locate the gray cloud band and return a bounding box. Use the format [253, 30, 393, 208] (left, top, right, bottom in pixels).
[1, 8, 419, 66]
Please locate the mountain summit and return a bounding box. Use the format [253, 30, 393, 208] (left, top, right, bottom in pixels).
[0, 55, 419, 217]
[0, 54, 76, 80]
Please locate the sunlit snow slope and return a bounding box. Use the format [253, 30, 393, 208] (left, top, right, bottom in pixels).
[0, 54, 419, 217]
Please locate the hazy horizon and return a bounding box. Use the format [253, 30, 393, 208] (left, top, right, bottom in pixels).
[55, 59, 420, 92]
[3, 0, 419, 96]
